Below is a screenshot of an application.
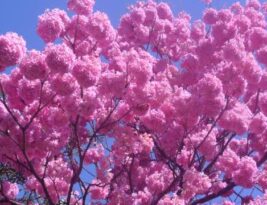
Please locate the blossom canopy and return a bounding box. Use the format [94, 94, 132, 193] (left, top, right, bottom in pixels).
[1, 0, 267, 204]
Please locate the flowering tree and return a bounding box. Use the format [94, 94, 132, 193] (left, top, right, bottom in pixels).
[2, 0, 267, 204]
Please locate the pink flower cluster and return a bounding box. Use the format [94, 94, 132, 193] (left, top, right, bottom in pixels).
[0, 32, 26, 70]
[37, 9, 70, 43]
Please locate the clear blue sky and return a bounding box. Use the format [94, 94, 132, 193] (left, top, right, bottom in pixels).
[0, 0, 247, 50]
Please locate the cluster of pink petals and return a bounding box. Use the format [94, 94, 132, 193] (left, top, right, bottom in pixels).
[68, 0, 95, 15]
[19, 50, 48, 80]
[0, 32, 26, 70]
[2, 181, 19, 199]
[37, 9, 70, 43]
[183, 169, 212, 199]
[45, 43, 75, 73]
[71, 56, 101, 87]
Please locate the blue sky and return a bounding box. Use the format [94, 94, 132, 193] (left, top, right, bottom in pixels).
[0, 0, 247, 50]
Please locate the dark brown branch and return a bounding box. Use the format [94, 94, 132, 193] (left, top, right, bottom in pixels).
[190, 182, 235, 205]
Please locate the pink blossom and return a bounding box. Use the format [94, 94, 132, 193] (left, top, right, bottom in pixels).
[42, 107, 69, 128]
[250, 113, 267, 134]
[131, 8, 146, 24]
[245, 8, 266, 28]
[216, 149, 240, 177]
[2, 181, 19, 199]
[90, 181, 108, 200]
[19, 50, 48, 80]
[191, 73, 225, 117]
[156, 2, 173, 20]
[246, 0, 261, 10]
[37, 9, 70, 43]
[176, 148, 191, 167]
[256, 46, 267, 66]
[72, 56, 101, 87]
[233, 15, 251, 34]
[45, 43, 75, 73]
[17, 78, 41, 104]
[217, 62, 247, 98]
[241, 54, 262, 84]
[203, 8, 218, 25]
[223, 201, 235, 205]
[231, 2, 243, 14]
[79, 87, 98, 119]
[67, 0, 95, 15]
[0, 32, 26, 70]
[259, 92, 267, 116]
[87, 12, 115, 46]
[153, 59, 168, 74]
[183, 169, 211, 199]
[218, 9, 233, 22]
[132, 188, 152, 205]
[257, 166, 267, 189]
[51, 73, 77, 96]
[142, 109, 166, 133]
[212, 22, 236, 45]
[223, 38, 245, 63]
[219, 102, 252, 135]
[144, 3, 158, 24]
[191, 20, 205, 40]
[66, 15, 90, 41]
[98, 70, 126, 97]
[260, 72, 267, 91]
[84, 144, 104, 164]
[233, 156, 257, 188]
[246, 28, 267, 51]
